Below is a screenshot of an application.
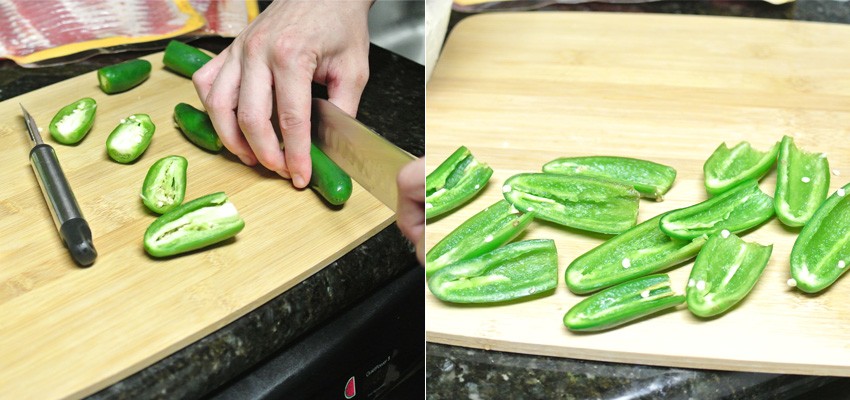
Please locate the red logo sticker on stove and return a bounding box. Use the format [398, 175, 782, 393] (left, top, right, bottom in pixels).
[344, 376, 356, 399]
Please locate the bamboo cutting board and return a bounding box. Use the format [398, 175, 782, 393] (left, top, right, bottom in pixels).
[425, 13, 850, 376]
[0, 52, 394, 398]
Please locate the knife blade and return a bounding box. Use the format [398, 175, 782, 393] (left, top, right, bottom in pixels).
[311, 98, 415, 212]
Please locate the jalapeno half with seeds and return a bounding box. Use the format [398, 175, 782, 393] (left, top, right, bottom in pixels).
[774, 135, 830, 227]
[426, 199, 534, 277]
[427, 239, 558, 304]
[503, 173, 640, 234]
[144, 192, 245, 258]
[163, 40, 212, 78]
[426, 146, 493, 219]
[686, 232, 772, 317]
[563, 274, 684, 332]
[704, 140, 779, 196]
[659, 180, 774, 240]
[141, 155, 188, 214]
[543, 156, 676, 200]
[173, 103, 222, 152]
[789, 183, 850, 293]
[97, 59, 152, 94]
[566, 213, 706, 294]
[106, 114, 155, 163]
[48, 97, 97, 145]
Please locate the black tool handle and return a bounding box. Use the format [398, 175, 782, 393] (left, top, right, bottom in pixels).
[30, 144, 97, 267]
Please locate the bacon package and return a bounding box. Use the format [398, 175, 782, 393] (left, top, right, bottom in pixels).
[0, 0, 258, 67]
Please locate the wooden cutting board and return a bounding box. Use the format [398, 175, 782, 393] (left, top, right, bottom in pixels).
[425, 13, 850, 376]
[0, 52, 394, 399]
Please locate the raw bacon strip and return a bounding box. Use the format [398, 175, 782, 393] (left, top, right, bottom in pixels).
[190, 0, 258, 37]
[0, 0, 204, 65]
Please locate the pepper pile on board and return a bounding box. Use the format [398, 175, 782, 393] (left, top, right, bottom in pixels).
[425, 138, 849, 332]
[44, 41, 353, 259]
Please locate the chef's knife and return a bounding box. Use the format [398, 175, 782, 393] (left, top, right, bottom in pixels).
[311, 98, 415, 212]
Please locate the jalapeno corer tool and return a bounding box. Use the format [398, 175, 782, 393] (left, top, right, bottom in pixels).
[21, 104, 97, 267]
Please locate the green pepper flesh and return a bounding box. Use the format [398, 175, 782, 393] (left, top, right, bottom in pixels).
[144, 192, 245, 258]
[141, 155, 188, 214]
[163, 40, 212, 78]
[566, 213, 706, 294]
[686, 233, 773, 317]
[503, 173, 639, 234]
[774, 135, 830, 227]
[704, 141, 779, 196]
[309, 144, 353, 206]
[106, 114, 156, 163]
[425, 199, 534, 277]
[48, 97, 97, 145]
[659, 180, 774, 240]
[97, 59, 152, 94]
[790, 183, 850, 293]
[427, 239, 558, 303]
[425, 146, 493, 219]
[543, 156, 677, 200]
[564, 274, 685, 332]
[173, 103, 223, 152]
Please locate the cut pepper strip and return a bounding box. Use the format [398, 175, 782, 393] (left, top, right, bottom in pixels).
[141, 155, 188, 215]
[543, 156, 676, 200]
[687, 232, 773, 317]
[425, 199, 534, 277]
[774, 135, 830, 227]
[427, 239, 558, 304]
[503, 173, 639, 234]
[144, 192, 245, 258]
[703, 141, 779, 196]
[563, 274, 684, 332]
[566, 213, 706, 294]
[790, 182, 850, 293]
[659, 180, 774, 240]
[425, 146, 493, 219]
[48, 97, 97, 145]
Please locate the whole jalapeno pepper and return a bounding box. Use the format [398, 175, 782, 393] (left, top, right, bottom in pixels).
[659, 180, 774, 240]
[426, 199, 534, 277]
[173, 103, 222, 152]
[774, 135, 830, 227]
[502, 173, 639, 234]
[686, 232, 773, 317]
[426, 146, 493, 219]
[704, 140, 779, 196]
[144, 192, 245, 258]
[563, 274, 684, 332]
[106, 114, 156, 163]
[97, 59, 152, 94]
[566, 213, 706, 294]
[789, 183, 850, 293]
[48, 97, 97, 145]
[141, 155, 188, 214]
[427, 239, 559, 304]
[163, 40, 212, 78]
[309, 143, 353, 206]
[543, 156, 677, 200]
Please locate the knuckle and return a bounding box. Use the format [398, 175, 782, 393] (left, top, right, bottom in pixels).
[236, 109, 265, 131]
[242, 35, 265, 58]
[205, 94, 231, 113]
[278, 111, 307, 134]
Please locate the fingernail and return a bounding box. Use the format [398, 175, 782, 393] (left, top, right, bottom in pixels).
[293, 174, 307, 188]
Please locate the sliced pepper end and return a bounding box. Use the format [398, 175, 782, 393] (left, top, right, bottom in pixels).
[143, 192, 245, 258]
[48, 97, 97, 145]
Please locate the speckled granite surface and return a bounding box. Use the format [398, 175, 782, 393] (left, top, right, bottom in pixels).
[0, 36, 423, 398]
[428, 1, 850, 399]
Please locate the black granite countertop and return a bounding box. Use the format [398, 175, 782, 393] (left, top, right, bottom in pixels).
[0, 35, 423, 400]
[427, 1, 850, 399]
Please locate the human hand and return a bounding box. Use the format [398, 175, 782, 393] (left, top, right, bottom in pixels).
[193, 0, 372, 188]
[397, 157, 425, 265]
